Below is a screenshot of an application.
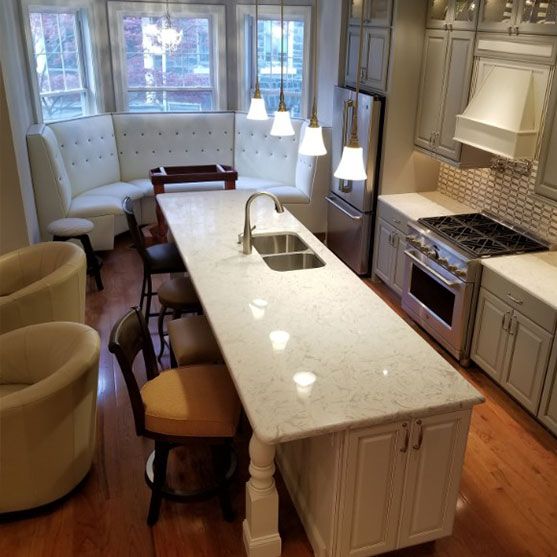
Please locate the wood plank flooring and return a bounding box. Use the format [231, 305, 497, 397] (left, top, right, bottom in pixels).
[0, 234, 556, 557]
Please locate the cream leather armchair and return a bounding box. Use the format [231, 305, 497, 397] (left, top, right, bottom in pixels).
[0, 322, 100, 513]
[0, 242, 86, 335]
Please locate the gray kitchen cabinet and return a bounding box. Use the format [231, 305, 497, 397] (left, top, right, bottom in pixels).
[349, 0, 393, 27]
[478, 0, 557, 35]
[345, 25, 391, 93]
[427, 0, 479, 30]
[415, 29, 483, 164]
[373, 200, 409, 296]
[472, 284, 554, 414]
[502, 311, 553, 413]
[539, 336, 557, 436]
[471, 288, 510, 382]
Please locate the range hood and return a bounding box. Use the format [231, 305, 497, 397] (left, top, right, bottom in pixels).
[454, 64, 546, 160]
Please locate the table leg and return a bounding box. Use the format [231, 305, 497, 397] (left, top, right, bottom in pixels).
[151, 183, 168, 243]
[225, 179, 236, 190]
[243, 434, 282, 557]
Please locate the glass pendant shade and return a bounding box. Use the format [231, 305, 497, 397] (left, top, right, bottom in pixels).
[299, 125, 327, 156]
[270, 109, 295, 137]
[247, 97, 268, 120]
[334, 145, 367, 181]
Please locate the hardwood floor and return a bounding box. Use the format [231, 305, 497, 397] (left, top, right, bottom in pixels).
[0, 234, 556, 557]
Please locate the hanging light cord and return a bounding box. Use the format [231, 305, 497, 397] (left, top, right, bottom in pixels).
[349, 0, 366, 147]
[254, 0, 262, 98]
[278, 0, 287, 111]
[309, 0, 319, 127]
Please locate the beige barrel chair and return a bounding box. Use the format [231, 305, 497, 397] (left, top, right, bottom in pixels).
[0, 322, 100, 513]
[0, 242, 86, 334]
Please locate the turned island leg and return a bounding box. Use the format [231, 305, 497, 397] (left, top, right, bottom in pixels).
[243, 434, 282, 557]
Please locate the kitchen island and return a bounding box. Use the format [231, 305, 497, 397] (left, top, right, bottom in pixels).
[158, 190, 484, 557]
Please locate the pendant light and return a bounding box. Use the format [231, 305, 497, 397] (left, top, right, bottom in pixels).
[270, 0, 295, 136]
[247, 0, 268, 120]
[156, 0, 183, 53]
[334, 0, 367, 181]
[299, 0, 327, 156]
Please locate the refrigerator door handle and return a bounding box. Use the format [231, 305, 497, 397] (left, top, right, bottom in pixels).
[326, 196, 363, 221]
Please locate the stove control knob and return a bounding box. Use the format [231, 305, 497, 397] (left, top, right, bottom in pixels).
[437, 257, 449, 266]
[423, 247, 435, 257]
[455, 269, 467, 279]
[448, 264, 459, 273]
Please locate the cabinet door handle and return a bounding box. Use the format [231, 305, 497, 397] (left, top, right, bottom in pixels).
[502, 311, 512, 332]
[443, 22, 448, 30]
[509, 315, 519, 336]
[400, 422, 410, 453]
[507, 292, 523, 305]
[413, 420, 424, 450]
[448, 23, 453, 31]
[514, 26, 519, 35]
[507, 25, 513, 35]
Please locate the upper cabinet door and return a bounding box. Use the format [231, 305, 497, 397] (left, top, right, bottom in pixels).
[427, 0, 451, 28]
[452, 0, 480, 29]
[436, 31, 475, 160]
[478, 0, 519, 32]
[517, 0, 557, 35]
[427, 0, 479, 29]
[415, 30, 447, 150]
[349, 0, 393, 27]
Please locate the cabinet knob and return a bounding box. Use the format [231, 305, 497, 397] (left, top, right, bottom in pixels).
[508, 25, 513, 35]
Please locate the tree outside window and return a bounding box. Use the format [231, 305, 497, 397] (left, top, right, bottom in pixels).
[122, 15, 214, 112]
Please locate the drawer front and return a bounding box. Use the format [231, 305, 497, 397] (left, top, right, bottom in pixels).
[377, 199, 409, 234]
[482, 267, 557, 333]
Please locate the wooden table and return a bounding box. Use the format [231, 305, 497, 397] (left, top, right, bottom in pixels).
[149, 164, 237, 242]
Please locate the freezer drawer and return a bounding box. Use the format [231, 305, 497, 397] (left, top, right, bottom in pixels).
[326, 195, 372, 275]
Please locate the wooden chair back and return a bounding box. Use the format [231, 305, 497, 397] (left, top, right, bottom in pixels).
[108, 307, 159, 436]
[122, 197, 148, 262]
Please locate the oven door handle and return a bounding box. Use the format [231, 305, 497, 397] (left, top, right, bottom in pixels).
[404, 250, 462, 288]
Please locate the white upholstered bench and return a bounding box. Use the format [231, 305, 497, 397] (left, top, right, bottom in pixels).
[27, 112, 331, 250]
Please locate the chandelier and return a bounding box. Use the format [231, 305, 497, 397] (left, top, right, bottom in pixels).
[156, 1, 182, 52]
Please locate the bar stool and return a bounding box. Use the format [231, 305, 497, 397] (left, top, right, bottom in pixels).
[47, 218, 103, 291]
[168, 315, 223, 368]
[157, 277, 203, 360]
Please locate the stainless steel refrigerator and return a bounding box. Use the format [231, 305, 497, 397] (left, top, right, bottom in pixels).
[327, 86, 383, 275]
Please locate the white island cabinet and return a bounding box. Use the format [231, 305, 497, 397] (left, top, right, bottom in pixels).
[158, 191, 483, 557]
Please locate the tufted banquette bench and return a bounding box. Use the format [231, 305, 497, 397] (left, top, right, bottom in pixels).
[27, 112, 331, 251]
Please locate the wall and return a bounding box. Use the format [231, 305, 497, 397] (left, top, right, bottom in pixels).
[0, 0, 40, 249]
[379, 0, 440, 195]
[438, 163, 557, 243]
[0, 62, 30, 254]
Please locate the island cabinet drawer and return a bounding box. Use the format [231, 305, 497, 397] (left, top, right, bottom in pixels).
[336, 410, 471, 557]
[482, 267, 557, 333]
[377, 199, 409, 234]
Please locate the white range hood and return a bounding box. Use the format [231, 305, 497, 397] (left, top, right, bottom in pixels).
[454, 62, 550, 160]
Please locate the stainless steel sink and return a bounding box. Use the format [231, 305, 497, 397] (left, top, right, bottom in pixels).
[262, 252, 325, 272]
[252, 233, 309, 255]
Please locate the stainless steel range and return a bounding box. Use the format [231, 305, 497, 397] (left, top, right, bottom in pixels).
[402, 213, 549, 366]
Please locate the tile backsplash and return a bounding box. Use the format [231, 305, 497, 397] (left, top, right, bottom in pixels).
[438, 162, 557, 243]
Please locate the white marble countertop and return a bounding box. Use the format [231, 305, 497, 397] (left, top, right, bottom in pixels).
[379, 191, 474, 221]
[482, 251, 557, 310]
[159, 191, 483, 444]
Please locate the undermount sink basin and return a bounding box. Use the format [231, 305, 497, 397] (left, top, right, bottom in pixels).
[262, 252, 325, 272]
[252, 233, 309, 255]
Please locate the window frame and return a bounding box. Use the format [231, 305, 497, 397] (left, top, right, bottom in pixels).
[107, 1, 227, 113]
[21, 0, 100, 123]
[236, 4, 312, 119]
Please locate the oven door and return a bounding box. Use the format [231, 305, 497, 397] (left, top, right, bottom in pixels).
[401, 249, 472, 358]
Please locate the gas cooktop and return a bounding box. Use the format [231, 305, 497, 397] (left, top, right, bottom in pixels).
[418, 213, 548, 258]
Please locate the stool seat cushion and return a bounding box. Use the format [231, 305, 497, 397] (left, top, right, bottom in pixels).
[158, 277, 200, 309]
[168, 315, 223, 366]
[47, 218, 94, 237]
[145, 242, 185, 273]
[140, 365, 240, 438]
